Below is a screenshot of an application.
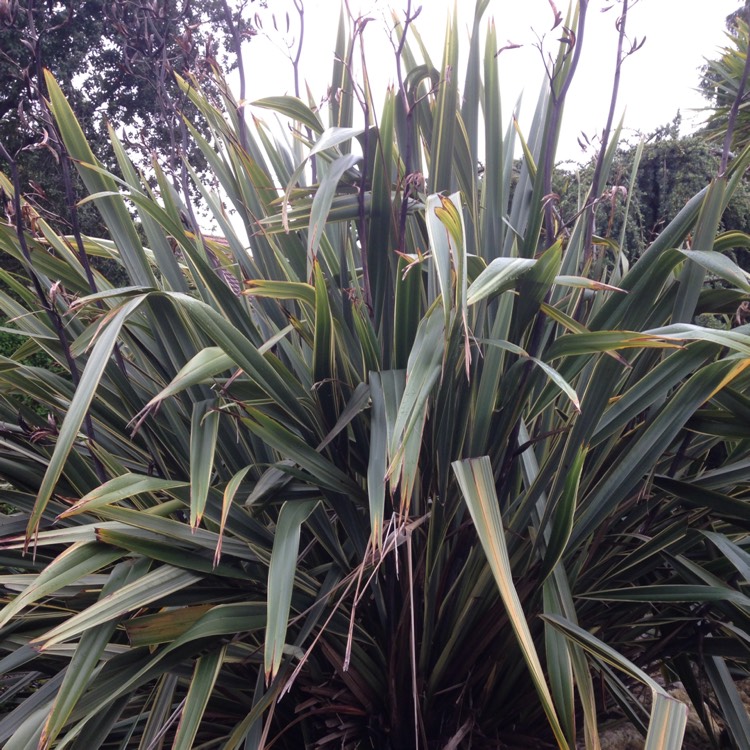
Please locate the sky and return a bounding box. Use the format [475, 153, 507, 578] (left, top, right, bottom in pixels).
[244, 0, 740, 162]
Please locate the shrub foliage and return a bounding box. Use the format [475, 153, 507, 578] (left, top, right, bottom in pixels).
[1, 3, 750, 749]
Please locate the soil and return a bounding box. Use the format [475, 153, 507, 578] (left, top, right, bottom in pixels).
[592, 679, 750, 750]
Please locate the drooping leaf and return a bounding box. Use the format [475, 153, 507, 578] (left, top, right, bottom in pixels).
[28, 295, 147, 541]
[265, 500, 317, 682]
[57, 474, 188, 519]
[543, 615, 687, 750]
[453, 457, 569, 749]
[31, 566, 202, 650]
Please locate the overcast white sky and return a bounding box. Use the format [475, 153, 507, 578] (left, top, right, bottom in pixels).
[244, 0, 740, 161]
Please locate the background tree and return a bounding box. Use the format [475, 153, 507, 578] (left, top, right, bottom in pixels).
[0, 0, 261, 373]
[558, 126, 750, 272]
[0, 0, 260, 233]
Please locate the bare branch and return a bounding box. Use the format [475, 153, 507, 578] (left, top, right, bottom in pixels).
[583, 0, 632, 265]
